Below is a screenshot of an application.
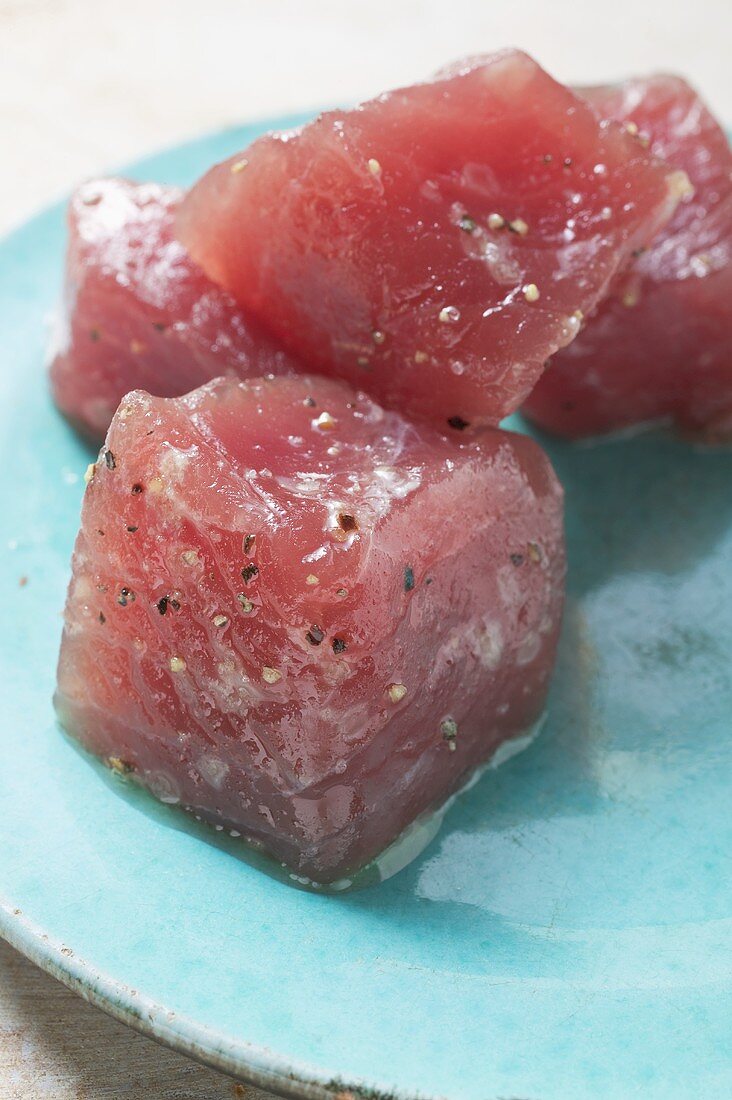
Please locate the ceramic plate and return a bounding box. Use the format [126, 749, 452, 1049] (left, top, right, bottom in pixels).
[1, 117, 731, 1100]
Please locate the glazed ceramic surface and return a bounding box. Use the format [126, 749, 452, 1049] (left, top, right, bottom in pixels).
[1, 118, 731, 1100]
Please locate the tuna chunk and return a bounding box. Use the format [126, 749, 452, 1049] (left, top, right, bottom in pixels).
[523, 75, 732, 440]
[55, 375, 565, 885]
[49, 179, 297, 443]
[177, 50, 685, 432]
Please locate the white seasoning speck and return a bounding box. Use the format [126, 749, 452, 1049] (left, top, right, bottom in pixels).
[668, 170, 694, 202]
[438, 306, 460, 324]
[212, 614, 228, 628]
[313, 411, 336, 431]
[368, 158, 382, 175]
[690, 253, 712, 276]
[509, 217, 529, 236]
[230, 158, 249, 173]
[262, 667, 282, 684]
[388, 683, 408, 703]
[523, 283, 540, 303]
[84, 463, 96, 485]
[487, 212, 506, 230]
[169, 656, 187, 673]
[372, 330, 386, 345]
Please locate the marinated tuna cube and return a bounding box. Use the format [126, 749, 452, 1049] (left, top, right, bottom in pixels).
[524, 75, 732, 440]
[50, 179, 297, 443]
[55, 375, 565, 884]
[177, 50, 685, 432]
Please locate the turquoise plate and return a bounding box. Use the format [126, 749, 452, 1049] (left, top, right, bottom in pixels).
[1, 117, 732, 1100]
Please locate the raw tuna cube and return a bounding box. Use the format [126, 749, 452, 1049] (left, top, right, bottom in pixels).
[177, 49, 687, 432]
[55, 375, 565, 885]
[49, 179, 298, 443]
[523, 75, 732, 440]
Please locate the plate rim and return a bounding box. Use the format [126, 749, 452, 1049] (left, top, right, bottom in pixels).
[0, 898, 414, 1100]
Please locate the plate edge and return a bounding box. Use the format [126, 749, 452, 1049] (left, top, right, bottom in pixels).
[0, 899, 426, 1100]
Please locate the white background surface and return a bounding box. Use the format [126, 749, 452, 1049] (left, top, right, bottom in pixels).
[1, 0, 731, 1096]
[3, 0, 732, 237]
